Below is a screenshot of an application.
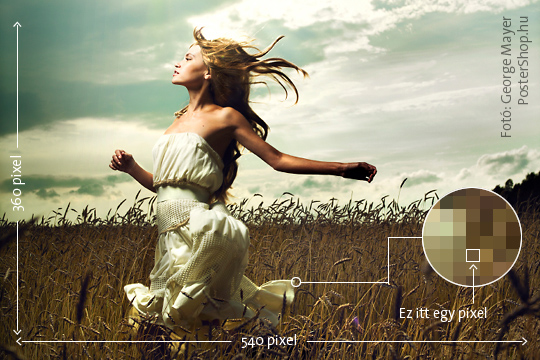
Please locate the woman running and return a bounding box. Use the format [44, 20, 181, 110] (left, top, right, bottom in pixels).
[110, 27, 376, 333]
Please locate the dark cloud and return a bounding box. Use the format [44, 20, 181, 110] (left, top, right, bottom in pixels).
[0, 174, 131, 197]
[35, 188, 60, 199]
[1, 0, 240, 62]
[0, 80, 179, 136]
[371, 0, 407, 10]
[1, 0, 231, 137]
[0, 90, 46, 135]
[302, 178, 331, 189]
[1, 7, 330, 136]
[69, 183, 106, 196]
[406, 173, 441, 187]
[477, 147, 531, 175]
[281, 176, 335, 197]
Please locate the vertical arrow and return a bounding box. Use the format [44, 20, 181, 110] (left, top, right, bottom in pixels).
[13, 22, 21, 148]
[13, 222, 21, 342]
[470, 264, 477, 303]
[12, 22, 23, 345]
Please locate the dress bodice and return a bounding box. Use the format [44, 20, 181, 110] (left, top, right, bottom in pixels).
[152, 133, 224, 193]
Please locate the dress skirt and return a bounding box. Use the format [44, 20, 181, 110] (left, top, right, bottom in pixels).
[124, 199, 294, 330]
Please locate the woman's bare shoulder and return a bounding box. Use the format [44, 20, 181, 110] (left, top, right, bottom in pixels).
[216, 107, 248, 127]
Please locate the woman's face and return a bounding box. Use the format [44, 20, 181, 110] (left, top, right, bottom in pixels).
[172, 45, 210, 87]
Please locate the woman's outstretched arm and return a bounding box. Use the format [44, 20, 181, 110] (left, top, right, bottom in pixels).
[230, 110, 377, 183]
[109, 149, 156, 192]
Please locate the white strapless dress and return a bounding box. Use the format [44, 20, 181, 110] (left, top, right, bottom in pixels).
[124, 133, 293, 330]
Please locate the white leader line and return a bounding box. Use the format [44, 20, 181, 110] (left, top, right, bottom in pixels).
[296, 237, 422, 285]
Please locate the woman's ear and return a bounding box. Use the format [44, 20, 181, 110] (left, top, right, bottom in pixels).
[204, 68, 211, 80]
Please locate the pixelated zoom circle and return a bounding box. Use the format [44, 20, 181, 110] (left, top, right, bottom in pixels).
[422, 188, 522, 287]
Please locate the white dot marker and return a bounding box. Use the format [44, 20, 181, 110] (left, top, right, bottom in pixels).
[291, 277, 302, 288]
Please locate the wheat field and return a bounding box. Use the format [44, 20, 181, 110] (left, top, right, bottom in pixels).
[1, 192, 539, 359]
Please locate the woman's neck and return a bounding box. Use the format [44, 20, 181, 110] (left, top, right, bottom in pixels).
[186, 84, 215, 113]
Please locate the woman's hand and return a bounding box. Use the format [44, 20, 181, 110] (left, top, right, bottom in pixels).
[343, 162, 377, 183]
[109, 150, 135, 174]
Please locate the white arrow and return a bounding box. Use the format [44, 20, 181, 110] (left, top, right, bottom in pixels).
[470, 264, 477, 303]
[13, 22, 21, 148]
[20, 338, 528, 346]
[13, 221, 21, 341]
[12, 23, 23, 343]
[308, 338, 528, 345]
[22, 340, 232, 343]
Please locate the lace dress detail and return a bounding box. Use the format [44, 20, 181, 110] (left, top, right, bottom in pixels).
[124, 133, 294, 329]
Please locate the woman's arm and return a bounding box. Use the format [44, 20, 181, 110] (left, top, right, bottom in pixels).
[110, 150, 156, 192]
[230, 111, 377, 182]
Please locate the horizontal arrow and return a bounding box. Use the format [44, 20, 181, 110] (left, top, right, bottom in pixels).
[308, 338, 527, 345]
[20, 338, 528, 345]
[16, 338, 22, 346]
[22, 340, 232, 343]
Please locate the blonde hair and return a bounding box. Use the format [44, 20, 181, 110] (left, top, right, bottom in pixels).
[175, 27, 308, 203]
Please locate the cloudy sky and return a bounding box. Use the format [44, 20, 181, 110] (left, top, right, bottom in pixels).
[1, 0, 539, 222]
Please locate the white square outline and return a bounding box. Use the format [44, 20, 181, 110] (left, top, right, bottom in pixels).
[466, 248, 481, 262]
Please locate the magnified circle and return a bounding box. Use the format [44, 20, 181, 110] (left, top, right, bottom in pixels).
[422, 188, 521, 287]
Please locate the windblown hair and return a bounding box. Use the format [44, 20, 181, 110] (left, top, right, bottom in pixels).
[175, 27, 308, 203]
